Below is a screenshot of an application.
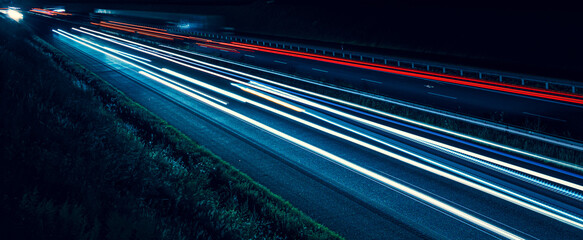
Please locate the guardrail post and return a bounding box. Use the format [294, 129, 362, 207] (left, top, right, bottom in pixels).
[573, 86, 576, 93]
[323, 50, 325, 55]
[460, 70, 463, 76]
[398, 61, 401, 67]
[545, 82, 549, 89]
[372, 57, 374, 62]
[499, 75, 503, 82]
[443, 67, 446, 73]
[521, 79, 525, 85]
[427, 65, 430, 71]
[479, 72, 482, 79]
[360, 56, 363, 61]
[384, 59, 387, 65]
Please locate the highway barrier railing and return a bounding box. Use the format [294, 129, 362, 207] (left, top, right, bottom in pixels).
[166, 28, 583, 95]
[52, 15, 583, 168]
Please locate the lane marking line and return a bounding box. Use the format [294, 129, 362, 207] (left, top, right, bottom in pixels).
[312, 68, 328, 73]
[427, 92, 457, 100]
[244, 54, 255, 58]
[274, 60, 287, 64]
[523, 112, 566, 122]
[361, 78, 382, 84]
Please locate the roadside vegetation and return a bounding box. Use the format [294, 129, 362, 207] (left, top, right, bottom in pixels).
[0, 18, 342, 240]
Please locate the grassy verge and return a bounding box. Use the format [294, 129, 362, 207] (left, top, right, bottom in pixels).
[0, 18, 342, 239]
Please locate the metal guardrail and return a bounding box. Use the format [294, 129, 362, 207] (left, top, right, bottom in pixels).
[166, 27, 583, 95]
[37, 12, 582, 168]
[56, 18, 583, 168]
[159, 43, 583, 152]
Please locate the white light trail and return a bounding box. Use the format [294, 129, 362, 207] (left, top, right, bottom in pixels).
[7, 9, 23, 22]
[247, 81, 583, 194]
[162, 63, 583, 228]
[103, 46, 151, 62]
[74, 27, 248, 85]
[79, 25, 572, 166]
[231, 83, 304, 112]
[138, 71, 226, 105]
[160, 44, 583, 159]
[230, 82, 583, 230]
[139, 72, 523, 240]
[160, 60, 583, 229]
[53, 29, 227, 106]
[161, 68, 247, 103]
[152, 45, 582, 176]
[66, 27, 583, 229]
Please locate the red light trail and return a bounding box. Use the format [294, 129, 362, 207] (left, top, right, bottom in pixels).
[219, 42, 583, 105]
[86, 21, 583, 104]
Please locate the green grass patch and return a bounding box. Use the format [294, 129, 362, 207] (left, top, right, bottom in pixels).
[0, 18, 342, 240]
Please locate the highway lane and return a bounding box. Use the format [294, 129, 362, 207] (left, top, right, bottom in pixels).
[43, 29, 469, 239]
[27, 11, 583, 141]
[190, 41, 583, 139]
[34, 22, 583, 239]
[21, 10, 583, 238]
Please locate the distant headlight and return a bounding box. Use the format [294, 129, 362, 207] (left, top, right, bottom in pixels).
[7, 9, 23, 22]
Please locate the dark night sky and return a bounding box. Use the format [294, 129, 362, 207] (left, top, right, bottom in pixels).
[17, 0, 583, 79]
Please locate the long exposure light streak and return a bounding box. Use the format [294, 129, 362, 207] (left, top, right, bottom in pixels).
[97, 21, 186, 39]
[158, 45, 583, 161]
[228, 42, 583, 100]
[54, 29, 227, 106]
[76, 27, 583, 185]
[233, 83, 305, 112]
[245, 81, 583, 194]
[72, 28, 250, 98]
[161, 67, 583, 229]
[92, 21, 578, 105]
[221, 42, 583, 104]
[136, 71, 524, 240]
[54, 25, 581, 234]
[107, 20, 168, 32]
[102, 46, 152, 62]
[67, 27, 583, 217]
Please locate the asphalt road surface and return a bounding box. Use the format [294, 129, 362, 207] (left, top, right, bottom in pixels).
[22, 12, 583, 239]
